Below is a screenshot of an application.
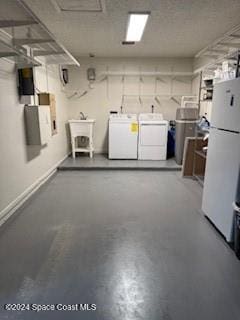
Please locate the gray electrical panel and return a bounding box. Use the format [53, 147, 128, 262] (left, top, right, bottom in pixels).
[24, 105, 51, 146]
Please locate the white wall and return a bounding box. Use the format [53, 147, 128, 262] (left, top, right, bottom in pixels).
[0, 60, 69, 214]
[0, 56, 195, 214]
[67, 57, 194, 153]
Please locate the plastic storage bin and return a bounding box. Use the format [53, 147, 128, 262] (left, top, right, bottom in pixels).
[175, 108, 199, 165]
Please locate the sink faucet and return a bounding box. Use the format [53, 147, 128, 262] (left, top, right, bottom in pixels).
[79, 112, 87, 120]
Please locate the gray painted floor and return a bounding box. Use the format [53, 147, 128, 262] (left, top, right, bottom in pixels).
[0, 171, 240, 320]
[58, 154, 181, 171]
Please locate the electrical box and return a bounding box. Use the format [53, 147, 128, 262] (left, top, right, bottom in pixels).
[87, 68, 96, 81]
[38, 93, 57, 135]
[24, 105, 51, 146]
[18, 68, 35, 96]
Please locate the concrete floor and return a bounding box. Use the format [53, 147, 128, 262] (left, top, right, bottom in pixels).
[0, 171, 240, 320]
[58, 154, 181, 171]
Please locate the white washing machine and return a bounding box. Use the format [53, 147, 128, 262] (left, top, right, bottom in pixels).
[138, 113, 168, 160]
[108, 113, 138, 159]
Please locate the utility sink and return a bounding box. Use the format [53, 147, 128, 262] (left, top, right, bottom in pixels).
[68, 119, 95, 158]
[69, 119, 95, 123]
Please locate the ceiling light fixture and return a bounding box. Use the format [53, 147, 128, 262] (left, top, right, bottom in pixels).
[126, 12, 150, 42]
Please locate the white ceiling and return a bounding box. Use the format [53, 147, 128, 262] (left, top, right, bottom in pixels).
[22, 0, 240, 58]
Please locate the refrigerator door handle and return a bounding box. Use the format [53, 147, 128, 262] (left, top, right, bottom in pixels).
[233, 202, 240, 213]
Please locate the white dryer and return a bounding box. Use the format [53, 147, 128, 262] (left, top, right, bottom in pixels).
[108, 113, 138, 159]
[138, 113, 168, 160]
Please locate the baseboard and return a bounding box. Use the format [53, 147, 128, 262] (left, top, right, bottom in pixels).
[0, 153, 70, 227]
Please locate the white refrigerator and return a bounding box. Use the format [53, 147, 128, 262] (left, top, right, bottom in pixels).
[202, 78, 240, 242]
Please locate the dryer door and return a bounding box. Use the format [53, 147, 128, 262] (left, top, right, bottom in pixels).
[140, 124, 167, 146]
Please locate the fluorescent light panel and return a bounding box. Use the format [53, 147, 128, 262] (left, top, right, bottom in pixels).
[126, 12, 150, 42]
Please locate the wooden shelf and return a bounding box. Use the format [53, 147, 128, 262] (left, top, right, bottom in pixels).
[183, 71, 209, 186]
[193, 174, 205, 186]
[201, 86, 213, 90]
[195, 150, 207, 159]
[196, 129, 209, 136]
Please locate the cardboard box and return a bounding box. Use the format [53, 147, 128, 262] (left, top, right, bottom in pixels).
[38, 93, 57, 135]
